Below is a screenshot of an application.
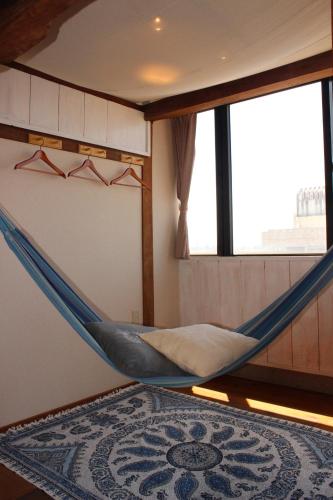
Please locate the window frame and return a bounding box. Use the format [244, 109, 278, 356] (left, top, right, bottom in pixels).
[213, 78, 333, 257]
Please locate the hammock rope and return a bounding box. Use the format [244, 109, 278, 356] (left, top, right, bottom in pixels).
[1, 207, 333, 387]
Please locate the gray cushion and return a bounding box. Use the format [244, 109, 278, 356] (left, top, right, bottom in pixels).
[85, 321, 189, 378]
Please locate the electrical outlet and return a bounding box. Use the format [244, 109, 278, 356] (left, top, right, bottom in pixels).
[131, 310, 140, 323]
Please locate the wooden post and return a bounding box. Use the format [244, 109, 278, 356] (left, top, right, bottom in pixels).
[142, 123, 154, 325]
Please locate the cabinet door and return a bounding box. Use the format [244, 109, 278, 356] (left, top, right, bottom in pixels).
[59, 86, 84, 139]
[30, 76, 59, 132]
[0, 68, 10, 122]
[84, 93, 107, 144]
[0, 68, 30, 126]
[107, 101, 149, 154]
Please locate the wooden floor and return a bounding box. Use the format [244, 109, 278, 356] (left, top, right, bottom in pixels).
[1, 375, 333, 499]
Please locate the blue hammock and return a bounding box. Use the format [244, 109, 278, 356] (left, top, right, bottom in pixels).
[1, 207, 333, 388]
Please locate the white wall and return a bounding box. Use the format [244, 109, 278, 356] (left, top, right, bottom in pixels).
[0, 139, 143, 426]
[152, 120, 180, 328]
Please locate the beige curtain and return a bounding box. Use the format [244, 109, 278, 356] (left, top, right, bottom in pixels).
[171, 113, 197, 259]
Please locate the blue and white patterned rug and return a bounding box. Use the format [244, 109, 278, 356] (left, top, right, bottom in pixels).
[1, 384, 333, 499]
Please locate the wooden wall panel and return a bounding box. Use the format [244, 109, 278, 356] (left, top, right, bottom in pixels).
[179, 256, 332, 377]
[240, 260, 267, 365]
[290, 259, 319, 372]
[196, 260, 220, 324]
[240, 260, 266, 321]
[218, 259, 242, 328]
[179, 260, 200, 326]
[318, 281, 333, 373]
[265, 259, 293, 367]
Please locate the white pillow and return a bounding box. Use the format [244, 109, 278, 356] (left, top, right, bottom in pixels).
[140, 324, 259, 377]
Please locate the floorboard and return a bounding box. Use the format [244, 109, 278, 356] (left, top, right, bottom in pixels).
[1, 375, 332, 499]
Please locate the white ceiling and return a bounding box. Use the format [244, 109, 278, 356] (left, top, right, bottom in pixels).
[18, 0, 331, 104]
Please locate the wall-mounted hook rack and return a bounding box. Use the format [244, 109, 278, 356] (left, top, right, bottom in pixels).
[121, 154, 144, 167]
[29, 134, 62, 150]
[79, 145, 107, 159]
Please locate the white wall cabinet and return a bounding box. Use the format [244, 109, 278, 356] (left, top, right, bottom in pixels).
[30, 76, 59, 133]
[59, 86, 84, 139]
[0, 67, 150, 156]
[0, 68, 30, 126]
[84, 93, 107, 144]
[107, 101, 149, 155]
[0, 69, 11, 122]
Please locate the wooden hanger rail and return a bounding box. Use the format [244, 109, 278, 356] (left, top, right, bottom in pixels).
[14, 150, 150, 190]
[14, 149, 66, 177]
[110, 167, 150, 190]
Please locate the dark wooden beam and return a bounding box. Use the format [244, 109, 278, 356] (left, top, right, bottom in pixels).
[142, 123, 154, 326]
[0, 123, 148, 163]
[0, 0, 88, 63]
[144, 51, 333, 121]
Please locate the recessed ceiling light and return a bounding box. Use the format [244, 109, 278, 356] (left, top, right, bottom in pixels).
[153, 16, 163, 31]
[220, 55, 227, 61]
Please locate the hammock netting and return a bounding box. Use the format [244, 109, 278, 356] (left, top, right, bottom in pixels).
[1, 207, 333, 387]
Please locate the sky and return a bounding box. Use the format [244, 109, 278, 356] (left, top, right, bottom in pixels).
[188, 82, 325, 254]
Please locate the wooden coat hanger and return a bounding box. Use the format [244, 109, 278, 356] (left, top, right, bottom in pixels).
[110, 166, 150, 190]
[67, 157, 109, 186]
[14, 146, 66, 177]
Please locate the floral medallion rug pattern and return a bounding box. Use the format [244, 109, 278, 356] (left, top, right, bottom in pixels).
[1, 384, 333, 499]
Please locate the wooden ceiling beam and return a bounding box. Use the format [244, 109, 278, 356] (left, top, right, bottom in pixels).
[0, 0, 88, 64]
[144, 51, 333, 121]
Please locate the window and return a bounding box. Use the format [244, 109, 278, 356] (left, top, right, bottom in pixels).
[188, 80, 333, 256]
[230, 83, 325, 254]
[188, 110, 217, 254]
